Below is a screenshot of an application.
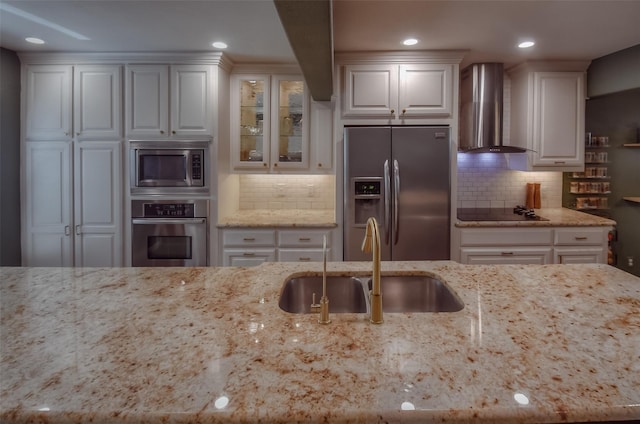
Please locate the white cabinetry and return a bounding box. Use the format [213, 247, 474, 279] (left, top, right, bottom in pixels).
[74, 65, 122, 140]
[230, 73, 310, 171]
[459, 228, 553, 265]
[22, 63, 123, 267]
[342, 63, 453, 119]
[23, 142, 122, 267]
[507, 61, 590, 171]
[125, 64, 212, 138]
[25, 65, 72, 140]
[221, 228, 332, 266]
[553, 227, 608, 264]
[456, 226, 610, 265]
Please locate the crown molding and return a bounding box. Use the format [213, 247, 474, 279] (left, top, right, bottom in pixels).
[335, 50, 468, 65]
[17, 51, 228, 66]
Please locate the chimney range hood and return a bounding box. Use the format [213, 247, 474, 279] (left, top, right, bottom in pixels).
[458, 63, 526, 153]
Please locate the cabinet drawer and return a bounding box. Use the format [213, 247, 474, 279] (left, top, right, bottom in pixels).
[460, 247, 553, 265]
[554, 228, 606, 246]
[223, 230, 275, 247]
[554, 247, 605, 264]
[222, 248, 276, 266]
[278, 230, 330, 247]
[460, 228, 553, 246]
[278, 248, 328, 262]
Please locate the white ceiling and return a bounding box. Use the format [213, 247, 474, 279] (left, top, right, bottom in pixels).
[1, 0, 639, 68]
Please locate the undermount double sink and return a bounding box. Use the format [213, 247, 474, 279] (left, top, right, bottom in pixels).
[278, 274, 464, 314]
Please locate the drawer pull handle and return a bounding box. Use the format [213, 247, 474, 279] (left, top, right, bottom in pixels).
[243, 253, 255, 257]
[554, 161, 566, 164]
[298, 237, 311, 241]
[574, 236, 588, 240]
[501, 252, 514, 256]
[298, 257, 311, 262]
[243, 237, 256, 241]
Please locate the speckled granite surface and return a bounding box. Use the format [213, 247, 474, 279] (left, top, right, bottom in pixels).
[1, 262, 639, 423]
[218, 209, 336, 228]
[456, 207, 616, 227]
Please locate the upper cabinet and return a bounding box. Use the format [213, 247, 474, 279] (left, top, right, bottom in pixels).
[230, 73, 312, 171]
[74, 65, 122, 140]
[126, 64, 213, 139]
[342, 63, 453, 119]
[507, 61, 590, 172]
[25, 65, 72, 141]
[25, 64, 122, 141]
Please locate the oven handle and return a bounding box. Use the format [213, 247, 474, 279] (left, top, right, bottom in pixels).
[132, 218, 206, 225]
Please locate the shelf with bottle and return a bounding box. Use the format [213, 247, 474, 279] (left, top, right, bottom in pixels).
[586, 134, 611, 148]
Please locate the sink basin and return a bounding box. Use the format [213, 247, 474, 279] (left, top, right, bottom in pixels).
[368, 275, 464, 313]
[279, 274, 464, 314]
[278, 276, 367, 314]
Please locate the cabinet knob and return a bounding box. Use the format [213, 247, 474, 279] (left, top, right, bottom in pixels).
[274, 163, 278, 167]
[76, 132, 80, 136]
[263, 163, 268, 167]
[402, 109, 406, 115]
[172, 130, 176, 135]
[390, 109, 395, 115]
[318, 163, 323, 168]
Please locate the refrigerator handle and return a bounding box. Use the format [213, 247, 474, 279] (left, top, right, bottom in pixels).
[393, 159, 400, 245]
[383, 159, 391, 245]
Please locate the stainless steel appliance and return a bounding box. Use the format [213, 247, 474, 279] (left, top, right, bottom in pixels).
[130, 141, 209, 195]
[131, 199, 208, 267]
[344, 126, 451, 261]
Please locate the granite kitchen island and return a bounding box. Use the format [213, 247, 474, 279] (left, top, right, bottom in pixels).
[1, 262, 639, 423]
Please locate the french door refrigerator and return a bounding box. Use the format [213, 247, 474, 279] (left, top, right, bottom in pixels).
[343, 126, 451, 261]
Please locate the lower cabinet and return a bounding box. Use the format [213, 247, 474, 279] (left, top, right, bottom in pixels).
[221, 228, 332, 266]
[457, 227, 610, 265]
[23, 141, 123, 267]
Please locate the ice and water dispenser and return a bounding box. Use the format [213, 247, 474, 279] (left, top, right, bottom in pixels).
[351, 178, 385, 227]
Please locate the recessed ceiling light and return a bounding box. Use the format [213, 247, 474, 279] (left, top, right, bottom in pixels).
[518, 41, 535, 49]
[212, 41, 228, 49]
[403, 38, 418, 46]
[25, 37, 45, 45]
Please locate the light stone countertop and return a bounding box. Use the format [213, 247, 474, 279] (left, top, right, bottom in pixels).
[456, 207, 616, 227]
[218, 209, 336, 228]
[1, 262, 639, 423]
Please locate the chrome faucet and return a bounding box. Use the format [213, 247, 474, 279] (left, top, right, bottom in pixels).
[361, 217, 383, 324]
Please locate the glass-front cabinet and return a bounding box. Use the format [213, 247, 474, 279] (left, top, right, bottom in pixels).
[231, 74, 309, 171]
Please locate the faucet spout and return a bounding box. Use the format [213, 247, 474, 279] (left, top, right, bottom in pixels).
[361, 217, 383, 324]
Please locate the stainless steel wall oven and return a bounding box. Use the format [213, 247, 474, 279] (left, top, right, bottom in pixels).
[131, 199, 208, 267]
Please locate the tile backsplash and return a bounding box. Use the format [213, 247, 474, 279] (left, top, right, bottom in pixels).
[457, 153, 562, 208]
[239, 174, 335, 210]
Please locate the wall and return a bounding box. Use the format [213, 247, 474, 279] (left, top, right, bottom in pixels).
[0, 48, 22, 266]
[457, 153, 563, 209]
[588, 44, 640, 98]
[582, 88, 640, 276]
[238, 174, 335, 210]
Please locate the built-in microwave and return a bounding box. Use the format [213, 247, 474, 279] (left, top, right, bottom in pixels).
[130, 141, 209, 195]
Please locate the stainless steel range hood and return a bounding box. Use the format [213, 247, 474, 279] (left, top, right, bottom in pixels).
[459, 63, 526, 153]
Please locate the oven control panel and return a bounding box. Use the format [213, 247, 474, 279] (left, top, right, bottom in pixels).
[143, 203, 195, 218]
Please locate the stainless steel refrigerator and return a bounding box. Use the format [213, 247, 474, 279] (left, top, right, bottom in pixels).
[343, 126, 450, 261]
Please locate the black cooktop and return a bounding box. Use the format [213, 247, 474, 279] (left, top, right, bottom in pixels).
[457, 206, 549, 222]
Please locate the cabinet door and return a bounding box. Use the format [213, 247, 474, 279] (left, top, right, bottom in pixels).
[74, 142, 123, 267]
[223, 249, 276, 266]
[460, 247, 553, 265]
[554, 247, 605, 264]
[231, 74, 270, 169]
[23, 142, 73, 266]
[271, 75, 309, 169]
[74, 65, 122, 140]
[125, 65, 169, 137]
[399, 64, 452, 117]
[342, 64, 398, 118]
[25, 65, 72, 141]
[171, 65, 212, 137]
[532, 72, 585, 167]
[310, 100, 333, 170]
